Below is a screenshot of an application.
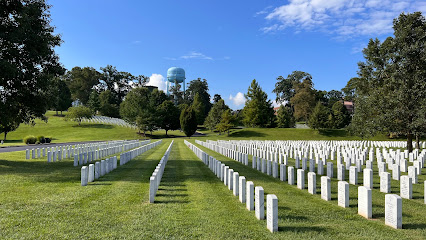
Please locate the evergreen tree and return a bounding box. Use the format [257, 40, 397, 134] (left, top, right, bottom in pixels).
[308, 102, 329, 129]
[216, 109, 235, 135]
[87, 90, 100, 113]
[192, 93, 206, 125]
[276, 105, 295, 128]
[204, 99, 230, 131]
[330, 101, 351, 129]
[99, 90, 120, 118]
[180, 106, 197, 138]
[242, 79, 275, 127]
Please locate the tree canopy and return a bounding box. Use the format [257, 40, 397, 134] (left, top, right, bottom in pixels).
[243, 79, 275, 127]
[180, 106, 198, 138]
[348, 12, 426, 151]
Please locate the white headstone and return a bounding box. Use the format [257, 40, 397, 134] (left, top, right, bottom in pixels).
[317, 160, 323, 175]
[95, 162, 100, 179]
[358, 186, 372, 219]
[349, 166, 358, 185]
[280, 164, 286, 181]
[88, 164, 94, 182]
[239, 176, 246, 203]
[338, 181, 349, 208]
[267, 194, 278, 233]
[308, 172, 316, 194]
[81, 166, 88, 186]
[393, 164, 400, 181]
[363, 169, 373, 189]
[233, 172, 239, 196]
[247, 181, 254, 211]
[228, 169, 234, 190]
[297, 169, 305, 190]
[380, 172, 391, 193]
[321, 176, 331, 201]
[327, 162, 333, 178]
[288, 166, 295, 185]
[385, 194, 402, 229]
[400, 175, 412, 199]
[255, 186, 265, 220]
[408, 166, 417, 184]
[149, 176, 156, 203]
[338, 164, 345, 181]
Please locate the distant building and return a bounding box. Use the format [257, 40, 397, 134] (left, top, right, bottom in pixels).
[273, 107, 280, 115]
[343, 101, 354, 114]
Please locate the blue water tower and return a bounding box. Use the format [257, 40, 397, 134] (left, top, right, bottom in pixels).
[166, 67, 186, 96]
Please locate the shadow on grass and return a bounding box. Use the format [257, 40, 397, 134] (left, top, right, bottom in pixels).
[278, 226, 326, 232]
[2, 139, 23, 144]
[72, 124, 114, 129]
[403, 223, 426, 229]
[318, 129, 350, 138]
[229, 130, 267, 138]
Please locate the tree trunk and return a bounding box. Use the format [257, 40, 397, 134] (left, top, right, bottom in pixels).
[4, 131, 7, 141]
[165, 129, 168, 137]
[415, 134, 420, 149]
[61, 110, 63, 116]
[56, 110, 58, 116]
[407, 133, 413, 152]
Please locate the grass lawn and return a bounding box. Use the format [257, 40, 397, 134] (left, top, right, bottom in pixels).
[0, 111, 185, 147]
[190, 139, 426, 239]
[1, 138, 425, 239]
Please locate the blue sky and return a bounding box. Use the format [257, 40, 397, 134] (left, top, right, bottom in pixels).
[49, 0, 426, 109]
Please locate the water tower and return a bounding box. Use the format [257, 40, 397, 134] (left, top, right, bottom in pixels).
[166, 67, 186, 96]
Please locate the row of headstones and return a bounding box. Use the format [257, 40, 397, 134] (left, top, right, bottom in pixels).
[149, 141, 174, 203]
[120, 140, 163, 166]
[185, 140, 278, 233]
[205, 139, 424, 203]
[81, 156, 118, 186]
[196, 140, 250, 166]
[81, 140, 163, 186]
[197, 140, 423, 229]
[74, 140, 150, 166]
[202, 140, 424, 192]
[88, 116, 137, 129]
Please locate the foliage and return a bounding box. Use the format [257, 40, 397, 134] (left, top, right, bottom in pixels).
[52, 77, 72, 115]
[242, 80, 275, 127]
[308, 102, 330, 129]
[326, 90, 343, 106]
[273, 71, 312, 103]
[99, 90, 120, 118]
[204, 99, 230, 131]
[87, 90, 100, 113]
[23, 135, 37, 144]
[192, 93, 206, 125]
[157, 100, 180, 136]
[348, 12, 426, 151]
[169, 82, 184, 105]
[185, 78, 212, 114]
[290, 77, 316, 121]
[329, 101, 351, 129]
[65, 106, 93, 125]
[0, 0, 65, 138]
[213, 94, 222, 103]
[120, 87, 154, 135]
[36, 135, 45, 144]
[276, 105, 295, 128]
[45, 136, 52, 143]
[180, 106, 197, 137]
[64, 67, 100, 105]
[216, 109, 235, 135]
[99, 65, 133, 105]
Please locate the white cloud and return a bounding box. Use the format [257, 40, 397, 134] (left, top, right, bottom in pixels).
[147, 74, 167, 92]
[229, 92, 246, 107]
[261, 0, 425, 39]
[180, 51, 213, 60]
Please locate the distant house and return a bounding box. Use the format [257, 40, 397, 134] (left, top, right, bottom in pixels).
[343, 101, 354, 114]
[273, 107, 280, 115]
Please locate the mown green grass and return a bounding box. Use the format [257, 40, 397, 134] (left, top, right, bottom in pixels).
[0, 111, 184, 146]
[190, 139, 426, 239]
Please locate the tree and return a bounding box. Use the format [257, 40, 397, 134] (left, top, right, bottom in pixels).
[273, 71, 312, 103]
[330, 101, 351, 129]
[243, 80, 275, 127]
[192, 93, 206, 125]
[216, 109, 235, 135]
[52, 78, 72, 116]
[290, 78, 316, 121]
[119, 87, 153, 135]
[0, 0, 65, 136]
[157, 100, 180, 136]
[169, 82, 184, 105]
[204, 99, 230, 131]
[213, 94, 222, 103]
[276, 105, 295, 128]
[87, 90, 100, 113]
[326, 90, 343, 106]
[349, 12, 426, 152]
[308, 102, 329, 129]
[65, 106, 92, 125]
[65, 67, 100, 105]
[99, 90, 120, 118]
[185, 78, 212, 116]
[180, 106, 197, 138]
[99, 65, 133, 105]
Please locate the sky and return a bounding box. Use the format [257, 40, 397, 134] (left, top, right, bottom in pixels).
[49, 0, 426, 110]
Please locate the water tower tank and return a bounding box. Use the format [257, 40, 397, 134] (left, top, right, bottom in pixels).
[167, 67, 185, 83]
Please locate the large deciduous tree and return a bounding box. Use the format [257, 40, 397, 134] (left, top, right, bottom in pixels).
[349, 12, 426, 152]
[242, 79, 275, 127]
[65, 106, 93, 125]
[0, 0, 65, 139]
[157, 100, 180, 136]
[52, 77, 72, 116]
[119, 87, 153, 135]
[64, 67, 100, 105]
[185, 78, 211, 117]
[290, 78, 316, 121]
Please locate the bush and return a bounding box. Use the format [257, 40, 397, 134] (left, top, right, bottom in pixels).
[37, 135, 45, 143]
[23, 135, 37, 144]
[45, 137, 52, 143]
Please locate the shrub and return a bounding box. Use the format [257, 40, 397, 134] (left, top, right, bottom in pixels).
[23, 135, 37, 144]
[37, 135, 45, 143]
[45, 137, 52, 143]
